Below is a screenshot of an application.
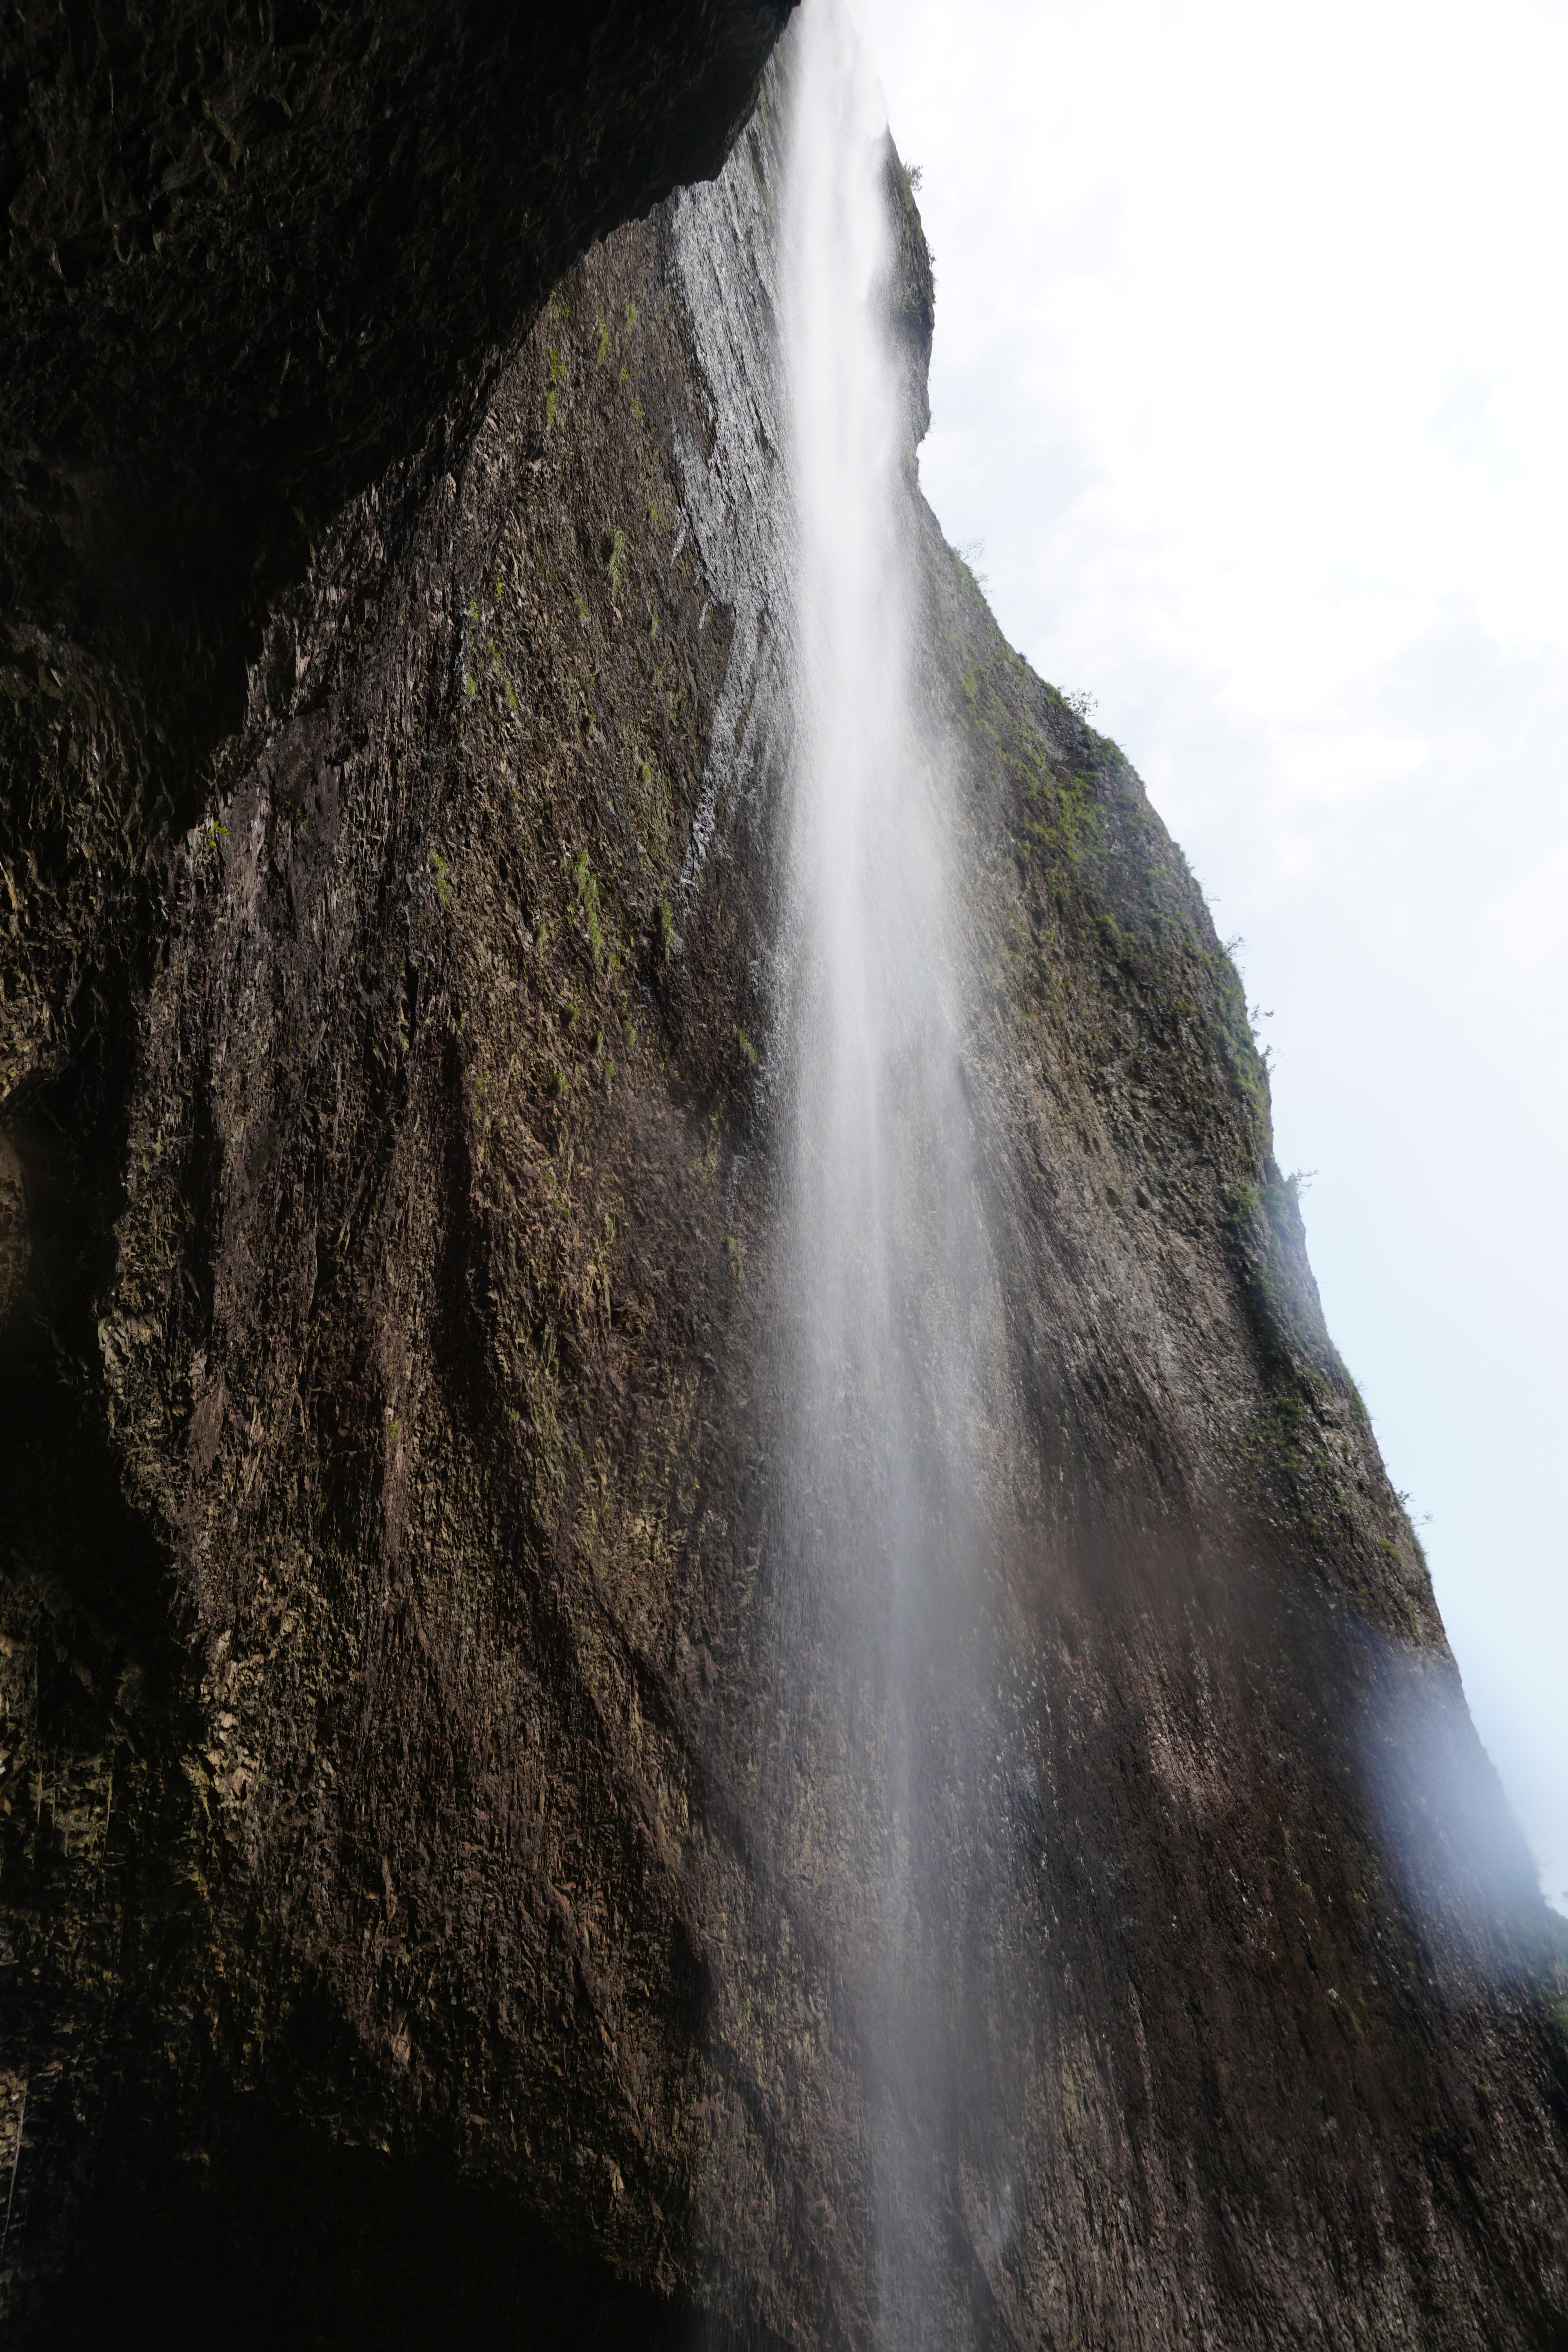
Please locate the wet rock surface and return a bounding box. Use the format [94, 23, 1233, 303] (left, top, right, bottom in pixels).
[2, 22, 1566, 2351]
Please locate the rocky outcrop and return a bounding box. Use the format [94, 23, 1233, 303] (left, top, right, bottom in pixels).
[1, 2, 795, 2334]
[2, 18, 1566, 2350]
[0, 0, 791, 1104]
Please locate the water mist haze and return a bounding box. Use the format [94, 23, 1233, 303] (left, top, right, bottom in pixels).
[768, 5, 1025, 2334]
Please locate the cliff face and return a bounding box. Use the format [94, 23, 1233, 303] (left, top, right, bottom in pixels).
[2, 21, 1567, 2352]
[0, 0, 791, 1107]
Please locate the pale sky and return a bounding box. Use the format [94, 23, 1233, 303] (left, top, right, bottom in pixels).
[852, 0, 1568, 1909]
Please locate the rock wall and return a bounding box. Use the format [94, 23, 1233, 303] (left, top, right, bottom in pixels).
[2, 20, 1566, 2350]
[0, 0, 792, 1104]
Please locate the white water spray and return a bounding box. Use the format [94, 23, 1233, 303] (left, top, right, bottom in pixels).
[773, 5, 1021, 2340]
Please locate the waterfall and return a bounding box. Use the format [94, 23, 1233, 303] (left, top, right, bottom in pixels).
[769, 4, 1024, 2340]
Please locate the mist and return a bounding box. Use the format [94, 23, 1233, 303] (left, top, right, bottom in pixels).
[769, 6, 1025, 2332]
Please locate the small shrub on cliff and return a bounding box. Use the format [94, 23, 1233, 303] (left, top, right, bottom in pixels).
[568, 850, 604, 965]
[652, 900, 675, 982]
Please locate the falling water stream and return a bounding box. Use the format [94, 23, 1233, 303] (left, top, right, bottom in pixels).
[771, 4, 1023, 2339]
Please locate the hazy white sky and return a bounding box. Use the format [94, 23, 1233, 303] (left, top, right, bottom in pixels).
[852, 0, 1568, 1907]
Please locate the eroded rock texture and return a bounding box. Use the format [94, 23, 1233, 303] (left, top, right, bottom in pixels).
[0, 0, 791, 1099]
[2, 16, 1566, 2351]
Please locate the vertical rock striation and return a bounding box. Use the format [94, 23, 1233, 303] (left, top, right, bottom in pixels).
[1, 16, 1564, 2348]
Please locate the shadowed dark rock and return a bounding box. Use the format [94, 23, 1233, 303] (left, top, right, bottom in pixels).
[0, 0, 791, 1102]
[3, 0, 790, 649]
